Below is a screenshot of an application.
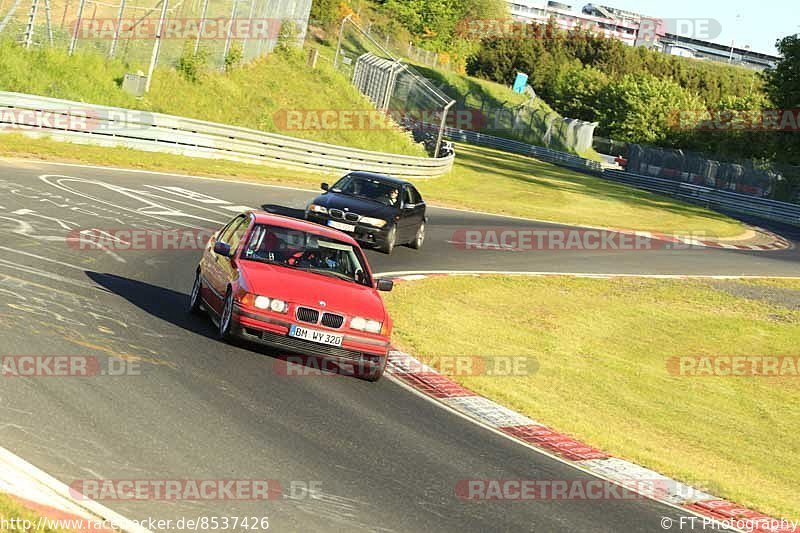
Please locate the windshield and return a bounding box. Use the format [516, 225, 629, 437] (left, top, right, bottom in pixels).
[331, 174, 401, 207]
[242, 224, 371, 286]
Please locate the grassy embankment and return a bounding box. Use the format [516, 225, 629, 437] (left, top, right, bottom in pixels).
[383, 275, 800, 520]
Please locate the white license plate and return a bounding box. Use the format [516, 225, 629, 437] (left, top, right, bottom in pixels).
[289, 325, 344, 347]
[327, 220, 355, 232]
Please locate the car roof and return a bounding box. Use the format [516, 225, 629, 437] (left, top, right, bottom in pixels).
[344, 171, 412, 187]
[248, 211, 360, 246]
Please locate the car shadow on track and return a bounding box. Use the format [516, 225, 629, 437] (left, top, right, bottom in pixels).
[85, 271, 370, 380]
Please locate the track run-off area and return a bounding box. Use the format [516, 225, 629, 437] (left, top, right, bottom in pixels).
[0, 158, 797, 532]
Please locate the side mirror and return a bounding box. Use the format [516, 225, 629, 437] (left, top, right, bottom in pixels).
[214, 242, 232, 257]
[321, 182, 329, 191]
[376, 279, 394, 292]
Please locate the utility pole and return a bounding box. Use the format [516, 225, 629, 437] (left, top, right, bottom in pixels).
[193, 0, 208, 55]
[68, 0, 85, 55]
[145, 0, 169, 92]
[108, 0, 126, 57]
[333, 13, 353, 69]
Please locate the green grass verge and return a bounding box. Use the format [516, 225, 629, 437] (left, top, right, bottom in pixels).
[416, 143, 746, 237]
[0, 494, 69, 532]
[0, 41, 424, 157]
[382, 275, 800, 521]
[0, 134, 747, 237]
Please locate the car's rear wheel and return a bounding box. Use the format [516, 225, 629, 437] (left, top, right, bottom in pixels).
[379, 225, 397, 255]
[189, 270, 203, 315]
[218, 288, 235, 340]
[408, 221, 425, 249]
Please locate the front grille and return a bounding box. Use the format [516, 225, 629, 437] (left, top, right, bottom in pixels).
[321, 313, 344, 329]
[329, 209, 360, 222]
[296, 307, 320, 324]
[259, 330, 363, 362]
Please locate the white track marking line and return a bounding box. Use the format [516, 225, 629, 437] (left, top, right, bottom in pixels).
[376, 270, 800, 280]
[0, 446, 151, 533]
[40, 175, 213, 230]
[0, 245, 92, 272]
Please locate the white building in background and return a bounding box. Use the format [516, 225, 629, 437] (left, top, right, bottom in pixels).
[504, 1, 779, 70]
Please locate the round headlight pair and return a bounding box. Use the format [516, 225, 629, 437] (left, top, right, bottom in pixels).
[254, 295, 288, 313]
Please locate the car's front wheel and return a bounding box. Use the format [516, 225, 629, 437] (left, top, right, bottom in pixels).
[218, 288, 235, 340]
[189, 270, 203, 315]
[379, 225, 397, 254]
[408, 221, 425, 249]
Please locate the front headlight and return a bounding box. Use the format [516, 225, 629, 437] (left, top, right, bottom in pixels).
[251, 294, 288, 313]
[269, 299, 288, 313]
[365, 320, 382, 334]
[308, 204, 328, 214]
[254, 296, 271, 310]
[350, 316, 383, 333]
[359, 216, 387, 228]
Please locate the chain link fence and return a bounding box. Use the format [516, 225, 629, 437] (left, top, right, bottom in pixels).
[0, 0, 311, 69]
[333, 16, 454, 158]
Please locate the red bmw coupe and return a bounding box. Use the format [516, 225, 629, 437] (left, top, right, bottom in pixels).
[189, 211, 394, 381]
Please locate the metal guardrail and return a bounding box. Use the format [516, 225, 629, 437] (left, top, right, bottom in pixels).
[442, 127, 604, 174]
[442, 125, 799, 226]
[603, 170, 800, 226]
[0, 92, 454, 178]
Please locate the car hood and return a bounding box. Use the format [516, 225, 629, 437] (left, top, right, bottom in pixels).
[239, 260, 387, 321]
[312, 193, 395, 218]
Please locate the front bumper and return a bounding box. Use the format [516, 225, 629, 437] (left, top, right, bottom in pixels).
[234, 305, 389, 364]
[305, 212, 390, 247]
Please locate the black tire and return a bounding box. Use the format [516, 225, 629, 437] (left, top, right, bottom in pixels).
[408, 221, 425, 250]
[218, 288, 235, 340]
[357, 356, 387, 382]
[379, 225, 397, 255]
[188, 270, 203, 315]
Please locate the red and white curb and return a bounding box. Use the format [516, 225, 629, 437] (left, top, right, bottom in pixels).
[386, 350, 795, 533]
[0, 447, 149, 533]
[611, 228, 792, 251]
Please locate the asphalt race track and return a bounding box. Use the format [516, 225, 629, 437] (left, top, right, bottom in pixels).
[1, 158, 795, 532]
